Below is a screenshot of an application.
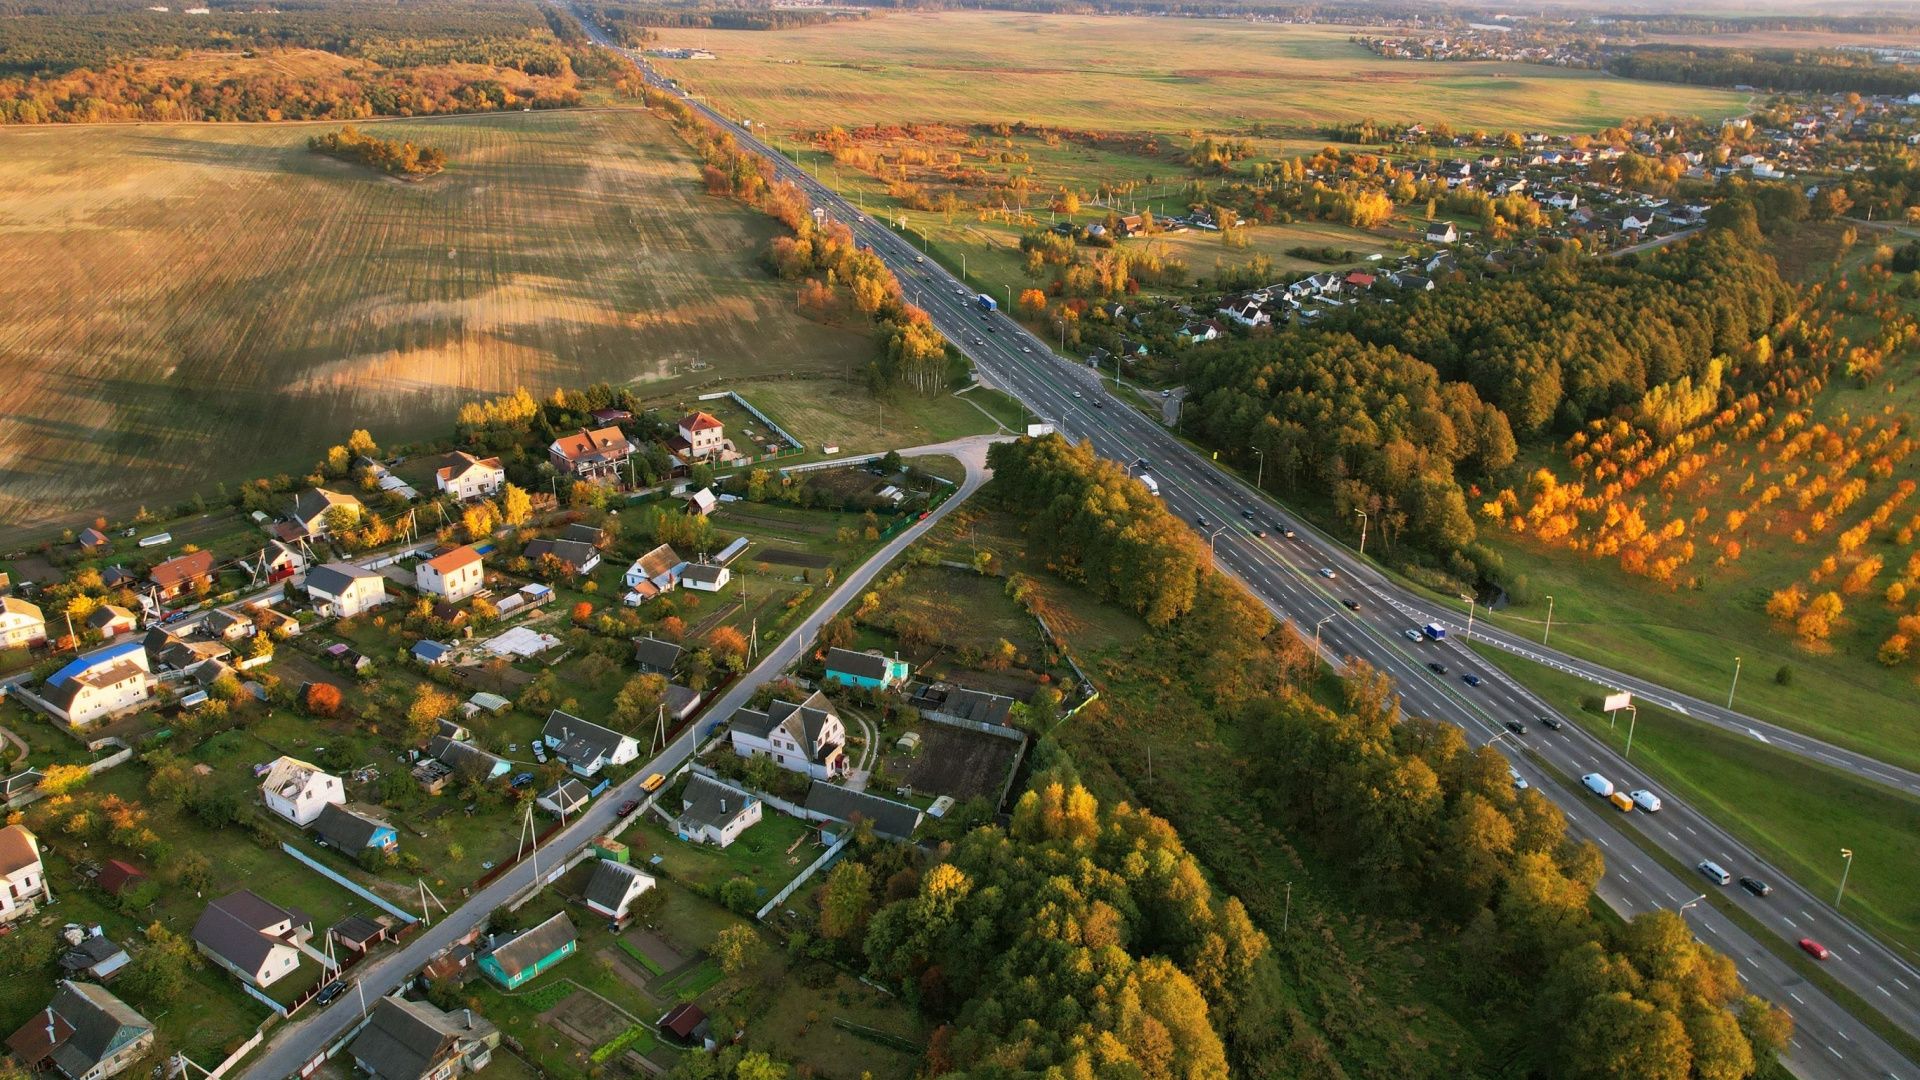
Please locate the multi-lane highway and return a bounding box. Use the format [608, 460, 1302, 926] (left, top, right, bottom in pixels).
[575, 18, 1920, 1075]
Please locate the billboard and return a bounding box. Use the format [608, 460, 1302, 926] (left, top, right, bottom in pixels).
[1603, 691, 1632, 713]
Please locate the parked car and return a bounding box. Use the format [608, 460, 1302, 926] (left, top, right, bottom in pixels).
[615, 800, 639, 818]
[315, 981, 348, 1006]
[1799, 938, 1831, 960]
[1504, 719, 1527, 735]
[1739, 877, 1773, 897]
[510, 772, 534, 788]
[1461, 673, 1483, 687]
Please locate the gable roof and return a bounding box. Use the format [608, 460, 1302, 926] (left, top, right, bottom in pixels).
[191, 890, 307, 973]
[292, 488, 363, 525]
[541, 710, 630, 764]
[435, 451, 504, 486]
[7, 981, 151, 1079]
[583, 860, 653, 913]
[634, 543, 683, 581]
[682, 563, 726, 586]
[428, 735, 506, 779]
[149, 550, 216, 591]
[424, 546, 482, 575]
[825, 648, 893, 681]
[632, 637, 683, 673]
[0, 596, 43, 624]
[310, 804, 391, 850]
[679, 411, 723, 432]
[0, 824, 40, 877]
[95, 859, 147, 895]
[260, 757, 337, 803]
[803, 781, 922, 840]
[487, 911, 576, 978]
[550, 426, 631, 463]
[731, 691, 840, 763]
[678, 775, 756, 834]
[304, 562, 380, 597]
[349, 996, 496, 1080]
[523, 539, 598, 571]
[85, 604, 135, 632]
[558, 523, 604, 545]
[539, 778, 591, 812]
[47, 641, 145, 689]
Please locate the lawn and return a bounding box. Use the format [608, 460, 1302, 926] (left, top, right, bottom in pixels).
[626, 810, 817, 894]
[0, 106, 869, 540]
[1473, 645, 1920, 962]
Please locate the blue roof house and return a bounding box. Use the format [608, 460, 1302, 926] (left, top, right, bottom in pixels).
[478, 912, 576, 990]
[822, 647, 909, 691]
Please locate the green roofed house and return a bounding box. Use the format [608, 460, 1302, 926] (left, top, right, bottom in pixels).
[822, 647, 909, 691]
[478, 912, 576, 990]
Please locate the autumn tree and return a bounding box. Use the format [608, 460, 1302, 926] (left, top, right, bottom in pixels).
[708, 625, 749, 672]
[612, 673, 669, 730]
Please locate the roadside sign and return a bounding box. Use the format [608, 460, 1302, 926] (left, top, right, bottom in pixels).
[1603, 691, 1632, 713]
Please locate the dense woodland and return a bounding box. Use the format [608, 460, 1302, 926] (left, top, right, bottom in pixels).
[1611, 46, 1920, 97]
[308, 124, 446, 177]
[583, 0, 864, 45]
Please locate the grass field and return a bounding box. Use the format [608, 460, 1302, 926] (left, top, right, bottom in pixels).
[0, 106, 869, 536]
[654, 15, 1747, 137]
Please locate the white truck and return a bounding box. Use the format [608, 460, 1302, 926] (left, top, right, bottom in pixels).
[1581, 773, 1615, 798]
[1137, 474, 1160, 496]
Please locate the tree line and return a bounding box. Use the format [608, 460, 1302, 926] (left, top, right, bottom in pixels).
[308, 124, 446, 177]
[1610, 46, 1920, 97]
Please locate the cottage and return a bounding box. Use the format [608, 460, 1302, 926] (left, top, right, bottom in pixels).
[5, 981, 154, 1080]
[311, 804, 398, 853]
[191, 890, 312, 989]
[681, 563, 729, 592]
[823, 647, 909, 691]
[144, 628, 229, 675]
[40, 642, 153, 728]
[258, 540, 306, 584]
[540, 711, 640, 777]
[417, 546, 484, 604]
[77, 528, 111, 556]
[411, 640, 452, 666]
[548, 426, 633, 481]
[59, 930, 131, 982]
[0, 825, 50, 925]
[1425, 221, 1459, 244]
[659, 1003, 710, 1046]
[803, 781, 923, 841]
[1216, 297, 1269, 328]
[330, 915, 389, 957]
[675, 412, 727, 462]
[622, 544, 685, 604]
[582, 860, 656, 923]
[674, 775, 763, 848]
[536, 778, 592, 818]
[203, 608, 252, 642]
[662, 684, 704, 725]
[348, 996, 500, 1080]
[0, 597, 46, 649]
[434, 452, 507, 501]
[428, 736, 510, 782]
[479, 912, 576, 989]
[259, 756, 345, 827]
[729, 691, 847, 780]
[1175, 322, 1218, 345]
[632, 637, 683, 676]
[84, 605, 137, 640]
[685, 487, 719, 517]
[911, 684, 1016, 727]
[1343, 271, 1376, 290]
[147, 550, 216, 601]
[93, 860, 147, 898]
[304, 563, 387, 619]
[521, 538, 600, 577]
[289, 488, 364, 538]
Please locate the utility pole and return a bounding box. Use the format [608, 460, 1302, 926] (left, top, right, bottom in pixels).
[1283, 881, 1291, 934]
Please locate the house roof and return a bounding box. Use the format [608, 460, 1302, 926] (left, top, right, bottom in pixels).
[412, 640, 451, 664]
[292, 488, 363, 526]
[550, 426, 631, 463]
[559, 523, 604, 545]
[632, 637, 683, 673]
[583, 860, 653, 914]
[731, 691, 840, 765]
[149, 550, 216, 591]
[59, 933, 129, 975]
[95, 859, 147, 895]
[349, 997, 496, 1080]
[541, 710, 630, 764]
[7, 981, 151, 1079]
[0, 596, 43, 624]
[429, 736, 506, 779]
[435, 451, 504, 486]
[682, 563, 727, 586]
[825, 648, 894, 681]
[311, 804, 391, 850]
[539, 778, 591, 812]
[803, 781, 922, 840]
[424, 546, 481, 575]
[634, 543, 683, 581]
[487, 912, 576, 978]
[332, 915, 386, 947]
[85, 604, 134, 631]
[261, 756, 337, 804]
[678, 775, 756, 834]
[305, 562, 380, 597]
[192, 890, 307, 974]
[523, 539, 598, 571]
[663, 683, 702, 719]
[0, 824, 40, 877]
[660, 1003, 707, 1040]
[679, 411, 723, 432]
[47, 641, 144, 688]
[918, 685, 1015, 726]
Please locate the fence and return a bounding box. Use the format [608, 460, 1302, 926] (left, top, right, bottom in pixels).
[280, 843, 420, 924]
[755, 835, 848, 921]
[698, 389, 805, 455]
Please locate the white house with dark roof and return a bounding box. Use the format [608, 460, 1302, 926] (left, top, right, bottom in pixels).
[434, 452, 506, 502]
[417, 546, 484, 603]
[728, 691, 847, 780]
[673, 774, 762, 848]
[290, 488, 364, 538]
[540, 710, 639, 777]
[536, 778, 592, 818]
[348, 996, 499, 1080]
[681, 563, 729, 592]
[191, 890, 312, 989]
[4, 980, 154, 1080]
[259, 756, 344, 827]
[0, 824, 49, 926]
[304, 562, 387, 619]
[622, 543, 685, 605]
[582, 859, 656, 923]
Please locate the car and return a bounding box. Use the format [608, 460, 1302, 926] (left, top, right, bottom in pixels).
[1093, 400, 1105, 408]
[1342, 598, 1361, 611]
[615, 800, 639, 818]
[1462, 673, 1483, 687]
[1504, 719, 1527, 735]
[1508, 766, 1529, 791]
[1283, 527, 1296, 538]
[1251, 528, 1266, 537]
[642, 772, 666, 792]
[1427, 661, 1447, 674]
[1022, 346, 1032, 353]
[914, 254, 925, 264]
[315, 980, 348, 1006]
[1132, 458, 1150, 470]
[1241, 508, 1256, 520]
[974, 338, 985, 346]
[1404, 629, 1423, 642]
[1739, 876, 1773, 897]
[510, 772, 534, 788]
[1318, 567, 1336, 579]
[1161, 390, 1172, 398]
[1799, 938, 1831, 961]
[1539, 715, 1564, 731]
[1073, 391, 1083, 398]
[1195, 516, 1210, 528]
[986, 325, 997, 333]
[1697, 859, 1732, 885]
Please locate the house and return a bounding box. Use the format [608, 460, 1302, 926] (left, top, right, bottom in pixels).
[204, 608, 252, 641]
[417, 546, 484, 604]
[658, 1003, 710, 1047]
[0, 597, 45, 649]
[521, 538, 600, 577]
[259, 540, 306, 583]
[1216, 297, 1269, 328]
[5, 981, 154, 1080]
[662, 684, 703, 725]
[348, 996, 499, 1080]
[144, 628, 230, 675]
[411, 640, 452, 666]
[682, 563, 729, 592]
[330, 915, 389, 957]
[541, 711, 640, 777]
[290, 488, 364, 538]
[911, 684, 1016, 727]
[479, 912, 577, 989]
[147, 550, 216, 601]
[428, 736, 510, 782]
[40, 642, 153, 728]
[622, 544, 685, 604]
[259, 756, 345, 827]
[191, 890, 312, 989]
[582, 860, 656, 923]
[1619, 212, 1653, 233]
[685, 487, 719, 517]
[77, 528, 111, 556]
[1343, 271, 1376, 290]
[1175, 322, 1218, 345]
[311, 804, 398, 853]
[304, 563, 387, 619]
[729, 691, 848, 780]
[804, 781, 923, 841]
[674, 775, 763, 848]
[93, 860, 147, 898]
[548, 426, 633, 481]
[1425, 221, 1459, 244]
[823, 647, 909, 691]
[0, 825, 50, 926]
[676, 412, 727, 462]
[59, 930, 132, 982]
[1392, 273, 1435, 292]
[0, 769, 41, 808]
[632, 637, 682, 675]
[536, 778, 592, 818]
[84, 605, 137, 640]
[434, 452, 507, 501]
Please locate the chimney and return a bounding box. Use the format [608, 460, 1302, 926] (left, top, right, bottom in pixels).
[464, 1009, 473, 1030]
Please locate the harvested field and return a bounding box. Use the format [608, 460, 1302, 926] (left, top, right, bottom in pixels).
[893, 721, 1021, 803]
[0, 107, 868, 536]
[754, 548, 834, 569]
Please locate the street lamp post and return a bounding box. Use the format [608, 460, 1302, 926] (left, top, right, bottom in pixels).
[1250, 447, 1265, 490]
[1311, 614, 1334, 668]
[1728, 656, 1742, 709]
[1677, 893, 1708, 914]
[1460, 593, 1477, 641]
[1208, 525, 1229, 557]
[1544, 595, 1555, 644]
[1356, 509, 1369, 557]
[1837, 848, 1855, 906]
[1622, 704, 1640, 760]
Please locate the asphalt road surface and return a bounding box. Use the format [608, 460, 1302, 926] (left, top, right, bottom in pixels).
[572, 20, 1920, 1075]
[237, 436, 1000, 1080]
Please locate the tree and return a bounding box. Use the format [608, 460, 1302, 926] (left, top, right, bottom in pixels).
[122, 921, 197, 999]
[713, 924, 769, 975]
[612, 673, 669, 730]
[347, 429, 379, 458]
[37, 763, 90, 797]
[406, 686, 459, 746]
[501, 483, 533, 526]
[819, 617, 855, 651]
[302, 681, 343, 718]
[708, 625, 749, 672]
[817, 860, 874, 940]
[717, 876, 759, 914]
[733, 1053, 787, 1080]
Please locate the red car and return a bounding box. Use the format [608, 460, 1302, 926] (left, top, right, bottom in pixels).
[1798, 937, 1831, 961]
[615, 800, 639, 819]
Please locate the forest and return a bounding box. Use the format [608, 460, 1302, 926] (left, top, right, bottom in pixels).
[308, 125, 446, 177]
[583, 0, 865, 44]
[1610, 46, 1920, 97]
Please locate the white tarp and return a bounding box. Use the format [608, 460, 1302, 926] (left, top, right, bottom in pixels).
[483, 626, 560, 659]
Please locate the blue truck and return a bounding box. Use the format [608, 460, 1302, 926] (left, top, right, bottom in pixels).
[976, 293, 997, 313]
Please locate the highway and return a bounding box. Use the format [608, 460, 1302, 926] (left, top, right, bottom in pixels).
[572, 18, 1920, 1075]
[238, 436, 1000, 1080]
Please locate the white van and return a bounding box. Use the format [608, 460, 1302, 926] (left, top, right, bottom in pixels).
[1581, 773, 1614, 798]
[1698, 860, 1732, 886]
[1630, 789, 1662, 813]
